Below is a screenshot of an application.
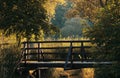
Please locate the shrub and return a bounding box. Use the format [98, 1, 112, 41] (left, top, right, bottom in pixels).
[0, 45, 21, 78]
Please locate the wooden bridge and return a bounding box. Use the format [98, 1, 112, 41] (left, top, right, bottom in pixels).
[17, 40, 113, 78]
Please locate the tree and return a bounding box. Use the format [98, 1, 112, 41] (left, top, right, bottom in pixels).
[51, 5, 67, 28]
[65, 0, 99, 22]
[61, 16, 92, 37]
[66, 0, 116, 22]
[43, 0, 65, 19]
[86, 0, 120, 78]
[0, 0, 58, 45]
[51, 1, 73, 28]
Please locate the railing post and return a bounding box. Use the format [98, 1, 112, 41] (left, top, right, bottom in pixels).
[25, 42, 30, 63]
[36, 69, 41, 78]
[33, 69, 41, 78]
[80, 41, 86, 61]
[70, 41, 73, 68]
[22, 42, 26, 64]
[38, 43, 44, 61]
[38, 43, 40, 61]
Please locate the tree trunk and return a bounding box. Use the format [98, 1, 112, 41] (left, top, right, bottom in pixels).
[16, 34, 21, 47]
[99, 0, 105, 7]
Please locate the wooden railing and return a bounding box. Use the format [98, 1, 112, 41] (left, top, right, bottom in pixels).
[21, 40, 92, 68]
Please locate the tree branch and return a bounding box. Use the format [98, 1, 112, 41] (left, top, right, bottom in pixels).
[105, 0, 108, 5]
[99, 0, 105, 7]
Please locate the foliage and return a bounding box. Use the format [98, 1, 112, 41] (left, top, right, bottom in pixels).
[65, 0, 117, 23]
[0, 46, 21, 78]
[86, 1, 120, 60]
[50, 0, 94, 38]
[51, 1, 73, 28]
[95, 65, 120, 78]
[43, 0, 65, 19]
[86, 0, 120, 78]
[61, 17, 92, 37]
[65, 0, 100, 22]
[0, 0, 59, 44]
[50, 0, 97, 38]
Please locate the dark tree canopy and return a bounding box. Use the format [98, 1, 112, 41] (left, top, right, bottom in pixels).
[86, 1, 120, 78]
[0, 0, 58, 44]
[86, 1, 120, 59]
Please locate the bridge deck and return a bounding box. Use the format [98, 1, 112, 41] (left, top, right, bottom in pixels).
[20, 61, 112, 70]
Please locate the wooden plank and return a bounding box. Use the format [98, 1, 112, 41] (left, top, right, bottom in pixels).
[21, 57, 94, 61]
[24, 52, 91, 55]
[21, 58, 107, 62]
[21, 46, 91, 50]
[22, 40, 91, 44]
[19, 61, 113, 70]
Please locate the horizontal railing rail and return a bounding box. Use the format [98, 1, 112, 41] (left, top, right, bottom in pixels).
[22, 40, 91, 44]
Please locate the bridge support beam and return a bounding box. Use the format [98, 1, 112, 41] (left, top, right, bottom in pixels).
[33, 68, 49, 78]
[35, 69, 41, 78]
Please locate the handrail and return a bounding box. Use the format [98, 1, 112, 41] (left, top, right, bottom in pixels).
[38, 43, 44, 61]
[80, 42, 87, 61]
[21, 40, 92, 65]
[22, 40, 91, 44]
[21, 46, 91, 50]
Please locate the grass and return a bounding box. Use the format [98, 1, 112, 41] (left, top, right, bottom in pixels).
[81, 68, 94, 78]
[51, 68, 94, 78]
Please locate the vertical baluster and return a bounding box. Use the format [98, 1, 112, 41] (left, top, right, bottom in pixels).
[70, 41, 73, 67]
[80, 41, 86, 61]
[25, 42, 29, 64]
[41, 43, 44, 60]
[23, 42, 26, 64]
[38, 43, 40, 61]
[27, 42, 30, 60]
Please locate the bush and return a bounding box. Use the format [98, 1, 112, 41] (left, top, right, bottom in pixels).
[0, 45, 21, 78]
